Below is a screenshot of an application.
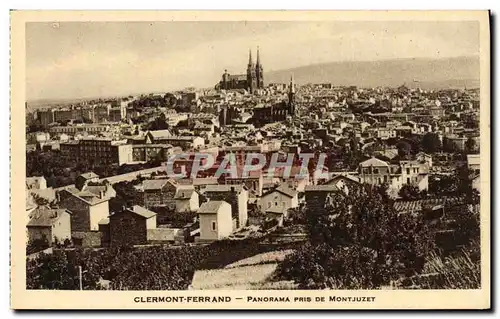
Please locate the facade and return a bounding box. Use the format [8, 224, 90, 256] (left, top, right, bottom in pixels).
[57, 185, 110, 232]
[60, 137, 133, 165]
[216, 48, 265, 93]
[203, 185, 248, 229]
[197, 201, 233, 242]
[26, 208, 72, 244]
[108, 205, 157, 247]
[143, 179, 177, 209]
[260, 185, 298, 213]
[132, 144, 171, 162]
[358, 157, 431, 195]
[174, 186, 200, 213]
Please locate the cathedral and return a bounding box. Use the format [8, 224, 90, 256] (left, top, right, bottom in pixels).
[251, 75, 296, 125]
[216, 48, 264, 93]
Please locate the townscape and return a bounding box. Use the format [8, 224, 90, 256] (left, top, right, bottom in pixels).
[25, 48, 481, 291]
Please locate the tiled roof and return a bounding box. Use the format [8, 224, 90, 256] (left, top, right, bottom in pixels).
[27, 208, 69, 227]
[198, 201, 228, 214]
[203, 184, 246, 193]
[129, 205, 156, 219]
[262, 185, 297, 198]
[79, 172, 99, 180]
[143, 179, 171, 190]
[304, 184, 339, 192]
[360, 157, 389, 167]
[174, 186, 196, 199]
[148, 130, 172, 139]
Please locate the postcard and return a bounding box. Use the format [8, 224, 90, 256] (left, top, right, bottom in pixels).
[11, 10, 490, 310]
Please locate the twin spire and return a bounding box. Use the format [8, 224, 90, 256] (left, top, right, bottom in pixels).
[248, 47, 261, 66]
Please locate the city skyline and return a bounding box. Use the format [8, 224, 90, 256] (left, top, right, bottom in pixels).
[27, 21, 479, 101]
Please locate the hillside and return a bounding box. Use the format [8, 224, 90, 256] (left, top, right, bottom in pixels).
[265, 56, 480, 89]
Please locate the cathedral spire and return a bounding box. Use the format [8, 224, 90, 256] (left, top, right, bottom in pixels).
[289, 74, 295, 94]
[248, 49, 253, 65]
[256, 46, 261, 66]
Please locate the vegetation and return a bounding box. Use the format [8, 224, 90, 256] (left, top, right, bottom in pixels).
[26, 238, 302, 290]
[274, 183, 480, 289]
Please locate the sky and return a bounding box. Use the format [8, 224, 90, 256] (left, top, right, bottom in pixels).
[26, 21, 479, 101]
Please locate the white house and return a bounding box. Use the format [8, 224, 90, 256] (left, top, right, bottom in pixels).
[27, 208, 72, 244]
[260, 185, 298, 213]
[197, 201, 233, 242]
[174, 185, 200, 213]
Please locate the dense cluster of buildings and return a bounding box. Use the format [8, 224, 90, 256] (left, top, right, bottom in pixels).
[25, 49, 481, 249]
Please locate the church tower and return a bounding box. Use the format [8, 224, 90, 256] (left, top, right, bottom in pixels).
[288, 74, 296, 116]
[255, 46, 264, 89]
[246, 49, 257, 93]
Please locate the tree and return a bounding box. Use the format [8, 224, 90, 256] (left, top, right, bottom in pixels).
[276, 184, 437, 289]
[397, 141, 412, 159]
[398, 184, 421, 200]
[421, 133, 442, 154]
[465, 137, 477, 154]
[442, 137, 458, 153]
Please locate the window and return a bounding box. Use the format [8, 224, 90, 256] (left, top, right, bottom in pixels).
[211, 221, 216, 231]
[413, 168, 417, 173]
[383, 175, 388, 183]
[407, 178, 410, 184]
[282, 201, 286, 208]
[406, 168, 410, 174]
[373, 168, 379, 174]
[275, 202, 278, 206]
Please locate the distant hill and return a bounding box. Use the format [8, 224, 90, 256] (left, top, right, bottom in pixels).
[265, 56, 480, 90]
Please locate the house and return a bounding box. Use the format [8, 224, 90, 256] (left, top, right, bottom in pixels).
[202, 184, 248, 229]
[145, 129, 172, 144]
[196, 201, 233, 242]
[27, 207, 72, 244]
[57, 186, 110, 232]
[321, 174, 360, 195]
[260, 185, 298, 213]
[304, 184, 343, 216]
[26, 176, 47, 190]
[265, 206, 287, 227]
[143, 179, 177, 209]
[358, 157, 430, 196]
[75, 172, 100, 191]
[108, 205, 157, 247]
[174, 185, 200, 213]
[224, 167, 264, 197]
[467, 154, 480, 173]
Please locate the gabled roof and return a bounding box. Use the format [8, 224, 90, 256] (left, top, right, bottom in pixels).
[304, 184, 339, 193]
[148, 129, 172, 139]
[324, 174, 360, 185]
[203, 184, 246, 193]
[143, 179, 176, 191]
[79, 172, 99, 180]
[128, 205, 156, 219]
[198, 201, 228, 214]
[262, 185, 297, 198]
[27, 208, 70, 227]
[174, 186, 196, 199]
[360, 157, 389, 167]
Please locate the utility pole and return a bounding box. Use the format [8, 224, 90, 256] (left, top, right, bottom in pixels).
[78, 265, 83, 291]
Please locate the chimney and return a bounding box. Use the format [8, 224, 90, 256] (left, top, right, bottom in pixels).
[100, 190, 105, 199]
[230, 186, 235, 193]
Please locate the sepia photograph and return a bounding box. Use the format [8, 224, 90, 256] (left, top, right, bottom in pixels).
[10, 10, 490, 310]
